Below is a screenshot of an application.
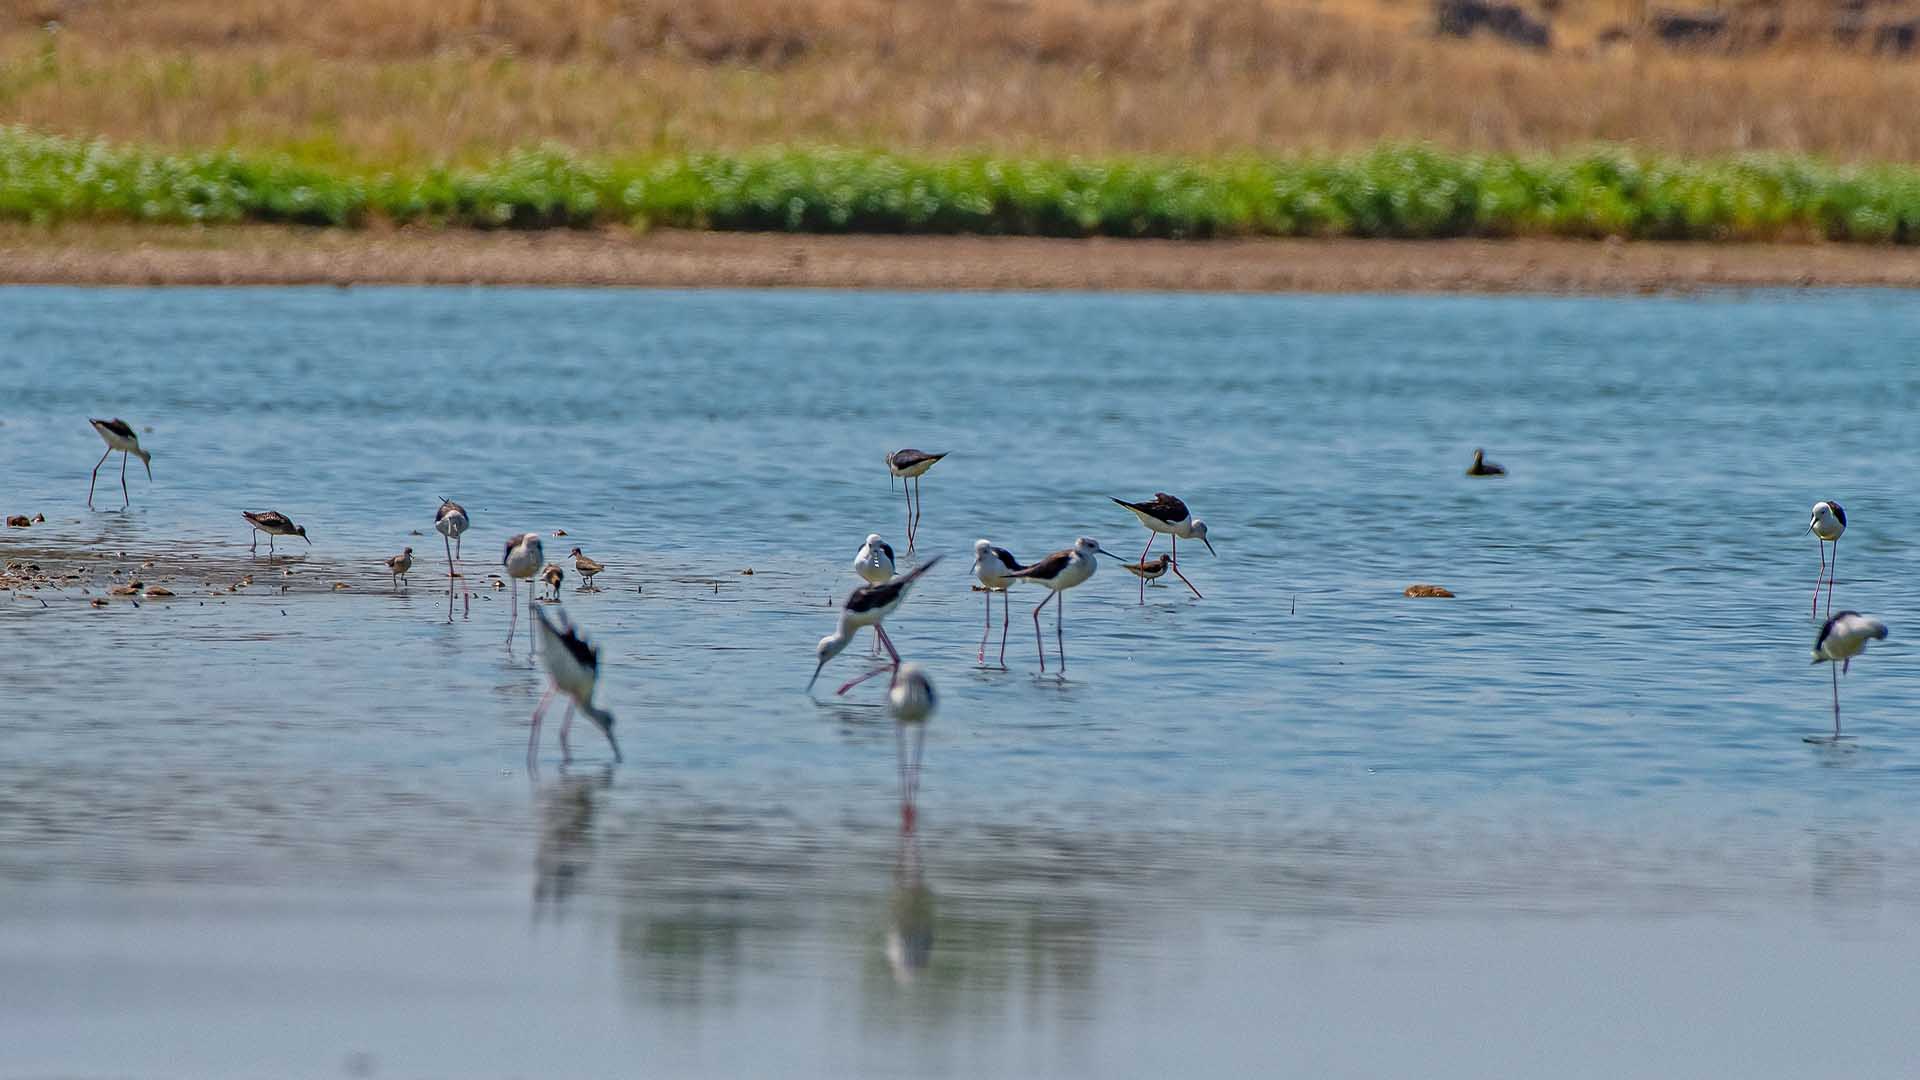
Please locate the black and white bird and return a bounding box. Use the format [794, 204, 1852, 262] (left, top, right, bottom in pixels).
[385, 547, 414, 590]
[243, 510, 309, 558]
[503, 532, 544, 648]
[1809, 500, 1847, 619]
[809, 555, 945, 696]
[886, 449, 947, 553]
[970, 539, 1026, 667]
[87, 418, 152, 510]
[888, 663, 935, 831]
[1111, 493, 1212, 601]
[1005, 537, 1127, 674]
[529, 605, 622, 766]
[435, 497, 470, 583]
[1810, 611, 1888, 743]
[567, 547, 604, 590]
[853, 533, 896, 585]
[1466, 448, 1506, 477]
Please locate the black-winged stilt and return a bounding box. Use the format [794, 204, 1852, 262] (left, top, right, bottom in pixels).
[888, 662, 935, 831]
[1466, 448, 1506, 476]
[970, 539, 1026, 667]
[1111, 493, 1212, 601]
[503, 532, 544, 647]
[886, 450, 947, 553]
[1809, 610, 1887, 743]
[87, 418, 152, 510]
[1809, 500, 1846, 619]
[810, 555, 945, 696]
[435, 497, 470, 581]
[529, 605, 621, 766]
[1005, 536, 1126, 674]
[567, 547, 604, 590]
[854, 533, 896, 585]
[243, 510, 309, 559]
[385, 547, 413, 590]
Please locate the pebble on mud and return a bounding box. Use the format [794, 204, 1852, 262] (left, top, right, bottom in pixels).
[1404, 584, 1455, 598]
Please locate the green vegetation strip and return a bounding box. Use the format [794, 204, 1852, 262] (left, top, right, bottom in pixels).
[6, 126, 1920, 242]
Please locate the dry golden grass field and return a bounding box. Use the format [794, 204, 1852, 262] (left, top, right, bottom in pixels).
[4, 0, 1920, 163]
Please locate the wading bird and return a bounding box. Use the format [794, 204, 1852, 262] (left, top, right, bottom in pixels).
[886, 450, 947, 553]
[1006, 537, 1126, 675]
[809, 556, 945, 696]
[889, 663, 935, 831]
[1809, 500, 1847, 619]
[1810, 611, 1887, 743]
[529, 605, 622, 766]
[1121, 553, 1173, 590]
[503, 532, 544, 648]
[542, 563, 565, 601]
[854, 533, 896, 585]
[243, 510, 309, 559]
[1466, 448, 1506, 477]
[1111, 493, 1212, 601]
[435, 498, 470, 584]
[567, 547, 603, 590]
[385, 547, 413, 590]
[971, 539, 1026, 667]
[87, 418, 152, 511]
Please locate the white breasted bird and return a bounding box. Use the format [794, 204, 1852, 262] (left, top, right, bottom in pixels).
[243, 510, 309, 559]
[810, 555, 945, 696]
[87, 418, 152, 510]
[503, 532, 544, 648]
[1810, 611, 1887, 743]
[1005, 537, 1127, 674]
[970, 539, 1026, 667]
[886, 449, 947, 553]
[1111, 492, 1212, 601]
[530, 605, 621, 766]
[854, 533, 897, 585]
[1808, 500, 1847, 619]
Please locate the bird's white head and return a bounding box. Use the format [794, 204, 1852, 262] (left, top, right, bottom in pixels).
[1188, 518, 1216, 556]
[972, 538, 992, 558]
[808, 630, 852, 692]
[866, 533, 886, 548]
[888, 663, 936, 725]
[1074, 536, 1122, 560]
[1809, 501, 1846, 540]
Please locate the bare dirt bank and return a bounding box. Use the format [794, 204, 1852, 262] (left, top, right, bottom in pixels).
[4, 225, 1920, 294]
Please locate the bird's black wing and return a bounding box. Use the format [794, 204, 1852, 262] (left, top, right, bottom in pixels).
[988, 546, 1025, 572]
[1830, 501, 1847, 527]
[875, 539, 896, 564]
[1009, 549, 1072, 580]
[1814, 610, 1863, 652]
[92, 417, 137, 440]
[1114, 493, 1188, 523]
[244, 510, 293, 530]
[535, 606, 599, 673]
[435, 499, 466, 523]
[890, 449, 946, 470]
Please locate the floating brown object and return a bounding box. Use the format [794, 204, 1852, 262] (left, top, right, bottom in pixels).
[1466, 448, 1506, 476]
[740, 568, 754, 575]
[144, 586, 175, 597]
[5, 515, 30, 527]
[553, 529, 568, 537]
[332, 581, 352, 590]
[89, 597, 109, 607]
[108, 581, 144, 596]
[1404, 584, 1455, 598]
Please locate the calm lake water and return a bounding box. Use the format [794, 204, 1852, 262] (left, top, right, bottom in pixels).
[4, 286, 1920, 1077]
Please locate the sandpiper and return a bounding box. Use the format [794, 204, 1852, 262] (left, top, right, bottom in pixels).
[810, 555, 945, 696]
[503, 532, 544, 648]
[886, 450, 947, 553]
[529, 605, 621, 766]
[542, 563, 565, 601]
[970, 539, 1026, 667]
[385, 547, 414, 590]
[1121, 553, 1173, 588]
[888, 663, 935, 831]
[87, 418, 152, 511]
[1809, 500, 1847, 619]
[567, 547, 604, 590]
[1005, 537, 1126, 674]
[1111, 493, 1212, 601]
[243, 510, 309, 559]
[1466, 448, 1506, 476]
[1809, 611, 1887, 743]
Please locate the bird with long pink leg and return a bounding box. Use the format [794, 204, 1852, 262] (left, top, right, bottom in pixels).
[1005, 537, 1128, 676]
[1110, 492, 1213, 602]
[809, 556, 944, 697]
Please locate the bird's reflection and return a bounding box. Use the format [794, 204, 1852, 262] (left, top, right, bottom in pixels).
[533, 765, 612, 913]
[886, 825, 935, 985]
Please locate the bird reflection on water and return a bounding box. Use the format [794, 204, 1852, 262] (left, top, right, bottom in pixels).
[533, 766, 612, 912]
[886, 826, 935, 985]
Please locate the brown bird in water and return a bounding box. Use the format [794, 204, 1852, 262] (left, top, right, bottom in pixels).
[567, 547, 604, 590]
[1121, 553, 1174, 588]
[1404, 583, 1455, 598]
[542, 563, 566, 601]
[1466, 448, 1506, 477]
[385, 547, 414, 590]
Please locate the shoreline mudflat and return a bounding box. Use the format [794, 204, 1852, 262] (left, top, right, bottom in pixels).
[4, 225, 1920, 293]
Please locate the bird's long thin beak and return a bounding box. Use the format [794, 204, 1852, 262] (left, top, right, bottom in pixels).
[605, 731, 623, 764]
[1093, 545, 1126, 560]
[807, 659, 827, 692]
[1200, 537, 1217, 557]
[302, 534, 312, 545]
[143, 459, 152, 481]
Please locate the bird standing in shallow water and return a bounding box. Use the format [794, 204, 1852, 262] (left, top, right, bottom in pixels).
[1122, 553, 1173, 589]
[567, 547, 603, 590]
[1111, 493, 1212, 602]
[435, 498, 470, 584]
[889, 663, 935, 832]
[853, 533, 896, 585]
[503, 532, 544, 648]
[1466, 448, 1506, 476]
[87, 418, 152, 510]
[1005, 537, 1127, 675]
[886, 450, 947, 553]
[971, 539, 1026, 667]
[1810, 611, 1887, 743]
[541, 563, 565, 601]
[243, 510, 309, 559]
[1809, 500, 1847, 619]
[810, 556, 945, 696]
[530, 605, 621, 767]
[385, 547, 413, 590]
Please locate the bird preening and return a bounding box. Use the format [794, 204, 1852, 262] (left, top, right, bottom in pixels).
[1809, 611, 1887, 743]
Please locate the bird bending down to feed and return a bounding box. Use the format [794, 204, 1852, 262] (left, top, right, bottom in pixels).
[889, 663, 935, 831]
[243, 510, 309, 559]
[1466, 448, 1506, 477]
[1111, 493, 1213, 602]
[503, 532, 544, 648]
[567, 547, 603, 590]
[1006, 537, 1127, 675]
[1809, 500, 1847, 619]
[87, 418, 152, 511]
[529, 605, 621, 766]
[810, 555, 945, 697]
[542, 563, 565, 601]
[971, 539, 1026, 667]
[886, 450, 947, 553]
[1809, 611, 1887, 743]
[435, 497, 470, 581]
[385, 547, 413, 590]
[854, 533, 896, 585]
